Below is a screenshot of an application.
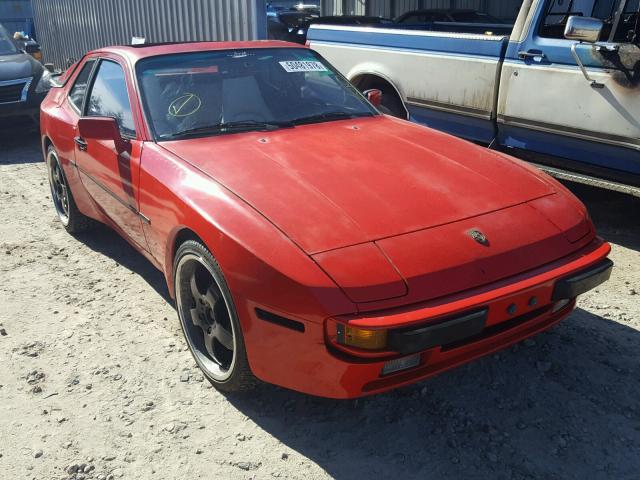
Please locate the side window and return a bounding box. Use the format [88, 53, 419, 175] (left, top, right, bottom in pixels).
[613, 0, 639, 42]
[68, 60, 95, 111]
[539, 0, 638, 42]
[86, 60, 136, 137]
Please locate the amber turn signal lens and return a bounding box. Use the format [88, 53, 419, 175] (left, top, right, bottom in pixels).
[337, 324, 387, 350]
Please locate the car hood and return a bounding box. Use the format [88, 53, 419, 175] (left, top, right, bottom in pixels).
[0, 52, 40, 81]
[160, 116, 555, 254]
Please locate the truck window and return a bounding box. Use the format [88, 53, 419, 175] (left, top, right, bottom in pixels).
[397, 12, 449, 23]
[539, 0, 639, 42]
[392, 3, 522, 35]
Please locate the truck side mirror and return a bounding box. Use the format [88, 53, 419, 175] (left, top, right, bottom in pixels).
[564, 16, 605, 89]
[564, 16, 603, 43]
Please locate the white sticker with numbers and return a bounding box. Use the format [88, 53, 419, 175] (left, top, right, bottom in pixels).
[279, 60, 328, 73]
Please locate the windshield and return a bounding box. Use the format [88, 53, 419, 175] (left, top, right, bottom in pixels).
[136, 48, 377, 140]
[0, 24, 18, 55]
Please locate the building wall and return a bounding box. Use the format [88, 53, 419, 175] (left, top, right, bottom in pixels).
[32, 0, 266, 69]
[320, 0, 343, 15]
[320, 0, 367, 15]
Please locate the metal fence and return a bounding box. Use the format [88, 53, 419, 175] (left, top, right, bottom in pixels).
[31, 0, 266, 69]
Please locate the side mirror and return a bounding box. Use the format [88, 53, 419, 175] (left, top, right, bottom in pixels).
[564, 16, 605, 89]
[78, 117, 127, 151]
[25, 42, 42, 61]
[564, 16, 603, 43]
[363, 88, 382, 107]
[25, 42, 40, 54]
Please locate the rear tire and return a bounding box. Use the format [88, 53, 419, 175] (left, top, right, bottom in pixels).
[46, 146, 94, 233]
[173, 240, 257, 392]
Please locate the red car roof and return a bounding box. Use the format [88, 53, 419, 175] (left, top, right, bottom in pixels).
[92, 40, 303, 62]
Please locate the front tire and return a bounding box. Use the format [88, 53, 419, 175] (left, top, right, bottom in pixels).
[173, 240, 256, 392]
[46, 146, 93, 233]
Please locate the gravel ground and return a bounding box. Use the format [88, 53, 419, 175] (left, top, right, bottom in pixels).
[1, 130, 639, 480]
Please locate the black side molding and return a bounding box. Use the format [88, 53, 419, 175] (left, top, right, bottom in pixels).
[255, 308, 305, 333]
[552, 258, 614, 301]
[388, 309, 488, 355]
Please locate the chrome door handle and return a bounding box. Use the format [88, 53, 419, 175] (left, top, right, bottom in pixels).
[518, 51, 546, 60]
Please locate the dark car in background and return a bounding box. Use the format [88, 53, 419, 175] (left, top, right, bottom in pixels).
[0, 22, 51, 127]
[268, 10, 319, 42]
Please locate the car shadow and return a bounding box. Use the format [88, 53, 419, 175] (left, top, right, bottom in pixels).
[73, 224, 172, 304]
[563, 181, 640, 252]
[0, 128, 42, 165]
[68, 215, 638, 478]
[223, 308, 640, 480]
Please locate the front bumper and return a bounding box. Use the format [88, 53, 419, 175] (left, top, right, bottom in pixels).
[241, 238, 611, 399]
[0, 90, 46, 125]
[376, 257, 613, 356]
[552, 258, 613, 301]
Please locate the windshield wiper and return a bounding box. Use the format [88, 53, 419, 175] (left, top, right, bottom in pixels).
[163, 120, 294, 140]
[290, 111, 374, 126]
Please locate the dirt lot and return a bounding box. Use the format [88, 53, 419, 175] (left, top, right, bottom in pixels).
[1, 129, 639, 480]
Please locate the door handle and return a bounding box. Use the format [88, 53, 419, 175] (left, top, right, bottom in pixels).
[74, 136, 88, 151]
[518, 50, 546, 61]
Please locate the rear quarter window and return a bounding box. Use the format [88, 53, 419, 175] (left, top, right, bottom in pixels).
[68, 60, 96, 111]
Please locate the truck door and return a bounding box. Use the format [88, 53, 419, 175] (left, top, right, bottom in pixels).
[497, 0, 640, 180]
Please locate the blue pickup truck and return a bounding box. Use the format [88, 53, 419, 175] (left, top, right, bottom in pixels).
[308, 0, 640, 196]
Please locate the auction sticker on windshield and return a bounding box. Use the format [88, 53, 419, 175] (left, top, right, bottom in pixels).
[279, 60, 328, 73]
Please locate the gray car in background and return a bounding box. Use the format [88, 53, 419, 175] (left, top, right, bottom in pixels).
[0, 22, 52, 127]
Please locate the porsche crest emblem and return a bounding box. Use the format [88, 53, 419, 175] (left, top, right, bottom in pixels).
[468, 229, 489, 246]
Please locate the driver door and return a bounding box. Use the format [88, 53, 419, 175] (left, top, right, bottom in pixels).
[497, 0, 640, 178]
[74, 57, 148, 249]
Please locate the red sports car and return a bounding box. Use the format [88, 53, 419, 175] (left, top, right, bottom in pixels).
[40, 41, 612, 399]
